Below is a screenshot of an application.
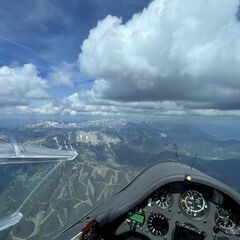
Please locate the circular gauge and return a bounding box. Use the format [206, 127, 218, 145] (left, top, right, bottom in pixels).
[180, 190, 208, 218]
[152, 188, 173, 209]
[215, 209, 240, 236]
[126, 209, 145, 229]
[147, 213, 169, 236]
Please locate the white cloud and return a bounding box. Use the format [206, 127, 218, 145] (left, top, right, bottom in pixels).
[3, 0, 240, 118]
[20, 102, 62, 115]
[0, 63, 48, 106]
[78, 0, 240, 114]
[0, 102, 62, 115]
[49, 62, 75, 88]
[58, 80, 182, 117]
[48, 62, 92, 88]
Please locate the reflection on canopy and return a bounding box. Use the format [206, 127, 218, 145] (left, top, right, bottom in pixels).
[0, 143, 77, 164]
[0, 143, 77, 231]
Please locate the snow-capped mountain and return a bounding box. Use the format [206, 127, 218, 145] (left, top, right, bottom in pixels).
[76, 131, 121, 146]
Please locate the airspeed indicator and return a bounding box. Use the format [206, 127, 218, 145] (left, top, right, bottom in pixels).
[180, 190, 208, 218]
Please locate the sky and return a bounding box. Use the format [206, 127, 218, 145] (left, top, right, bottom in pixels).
[1, 0, 240, 119]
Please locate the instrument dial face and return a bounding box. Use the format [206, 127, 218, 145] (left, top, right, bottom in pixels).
[215, 209, 240, 236]
[180, 190, 208, 218]
[147, 213, 169, 236]
[152, 188, 173, 209]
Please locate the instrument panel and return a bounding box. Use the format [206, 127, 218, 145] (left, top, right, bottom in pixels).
[115, 182, 240, 240]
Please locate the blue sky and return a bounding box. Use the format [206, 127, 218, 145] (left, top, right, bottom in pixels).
[0, 0, 150, 115]
[0, 0, 149, 99]
[0, 0, 149, 75]
[0, 0, 240, 118]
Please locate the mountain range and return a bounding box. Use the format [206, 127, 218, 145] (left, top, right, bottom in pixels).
[0, 119, 239, 239]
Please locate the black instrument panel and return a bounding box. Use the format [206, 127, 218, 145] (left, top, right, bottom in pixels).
[115, 181, 240, 240]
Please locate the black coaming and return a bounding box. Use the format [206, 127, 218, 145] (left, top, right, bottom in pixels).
[92, 161, 240, 226]
[58, 161, 240, 239]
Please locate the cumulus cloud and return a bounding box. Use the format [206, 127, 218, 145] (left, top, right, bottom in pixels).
[58, 90, 240, 117]
[3, 0, 240, 117]
[48, 62, 75, 88]
[61, 90, 182, 115]
[76, 0, 240, 115]
[0, 63, 48, 106]
[48, 62, 90, 88]
[16, 102, 62, 115]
